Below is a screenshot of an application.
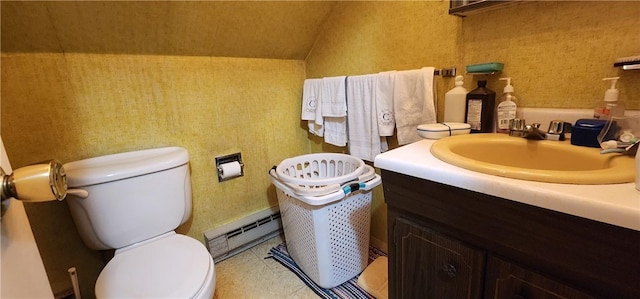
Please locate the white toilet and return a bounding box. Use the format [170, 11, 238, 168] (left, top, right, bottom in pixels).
[64, 147, 215, 299]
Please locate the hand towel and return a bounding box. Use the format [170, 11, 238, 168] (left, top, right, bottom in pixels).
[301, 78, 324, 136]
[313, 86, 324, 137]
[347, 74, 389, 162]
[375, 71, 396, 137]
[320, 76, 348, 146]
[393, 67, 436, 145]
[323, 117, 348, 147]
[321, 76, 347, 117]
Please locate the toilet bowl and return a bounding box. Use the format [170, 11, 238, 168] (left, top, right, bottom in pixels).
[95, 232, 215, 298]
[64, 147, 215, 298]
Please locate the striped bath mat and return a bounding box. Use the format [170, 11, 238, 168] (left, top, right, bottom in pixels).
[266, 243, 386, 299]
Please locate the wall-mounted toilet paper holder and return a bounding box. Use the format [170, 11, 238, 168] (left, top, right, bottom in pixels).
[215, 153, 244, 182]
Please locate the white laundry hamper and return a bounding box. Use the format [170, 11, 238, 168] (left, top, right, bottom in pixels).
[269, 153, 382, 289]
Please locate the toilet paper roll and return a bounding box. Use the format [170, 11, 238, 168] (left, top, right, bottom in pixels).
[219, 161, 242, 179]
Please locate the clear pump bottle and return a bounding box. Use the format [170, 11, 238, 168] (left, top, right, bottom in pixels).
[594, 77, 625, 119]
[495, 78, 518, 134]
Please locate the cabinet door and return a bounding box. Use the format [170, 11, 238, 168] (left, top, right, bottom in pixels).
[394, 217, 484, 299]
[485, 255, 596, 299]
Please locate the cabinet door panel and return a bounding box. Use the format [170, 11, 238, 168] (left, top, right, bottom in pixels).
[486, 256, 596, 299]
[395, 217, 484, 299]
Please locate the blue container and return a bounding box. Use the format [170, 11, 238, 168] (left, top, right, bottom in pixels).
[570, 119, 609, 148]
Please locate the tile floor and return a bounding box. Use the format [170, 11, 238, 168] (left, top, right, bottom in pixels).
[212, 234, 320, 299]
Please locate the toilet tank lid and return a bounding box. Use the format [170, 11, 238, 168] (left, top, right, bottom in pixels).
[64, 147, 189, 187]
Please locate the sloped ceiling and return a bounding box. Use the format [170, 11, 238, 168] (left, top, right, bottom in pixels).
[1, 1, 337, 60]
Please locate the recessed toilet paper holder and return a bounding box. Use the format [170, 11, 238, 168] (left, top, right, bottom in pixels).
[215, 153, 244, 182]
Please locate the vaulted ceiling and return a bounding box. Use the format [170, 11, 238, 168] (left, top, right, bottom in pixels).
[1, 1, 337, 60]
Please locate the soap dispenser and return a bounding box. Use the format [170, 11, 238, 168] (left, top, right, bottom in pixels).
[594, 77, 625, 119]
[495, 77, 518, 134]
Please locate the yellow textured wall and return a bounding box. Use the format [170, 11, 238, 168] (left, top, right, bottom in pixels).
[306, 1, 462, 120]
[305, 0, 640, 249]
[462, 1, 640, 109]
[1, 1, 335, 59]
[1, 53, 308, 296]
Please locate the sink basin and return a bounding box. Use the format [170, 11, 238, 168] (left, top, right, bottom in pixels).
[430, 133, 635, 184]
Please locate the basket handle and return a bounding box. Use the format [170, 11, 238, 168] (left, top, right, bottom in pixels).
[269, 165, 379, 197]
[270, 170, 382, 206]
[269, 168, 342, 196]
[342, 182, 366, 194]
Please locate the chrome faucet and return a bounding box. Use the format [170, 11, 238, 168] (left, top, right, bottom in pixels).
[509, 119, 570, 140]
[523, 123, 547, 140]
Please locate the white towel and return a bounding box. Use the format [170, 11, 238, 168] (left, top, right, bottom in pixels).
[320, 76, 348, 146]
[314, 86, 324, 137]
[375, 71, 396, 137]
[321, 76, 347, 117]
[301, 78, 324, 136]
[323, 117, 348, 147]
[393, 67, 436, 145]
[347, 74, 389, 162]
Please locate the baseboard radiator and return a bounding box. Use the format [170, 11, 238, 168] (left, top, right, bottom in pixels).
[204, 207, 283, 263]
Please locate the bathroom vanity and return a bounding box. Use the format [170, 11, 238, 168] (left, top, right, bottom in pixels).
[375, 139, 639, 299]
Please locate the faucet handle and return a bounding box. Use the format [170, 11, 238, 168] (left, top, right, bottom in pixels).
[547, 120, 572, 141]
[509, 118, 526, 131]
[548, 120, 573, 135]
[509, 119, 526, 137]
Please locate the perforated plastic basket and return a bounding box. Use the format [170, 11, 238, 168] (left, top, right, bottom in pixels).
[272, 153, 378, 200]
[269, 153, 381, 289]
[275, 153, 366, 188]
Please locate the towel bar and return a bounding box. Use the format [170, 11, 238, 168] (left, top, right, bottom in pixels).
[434, 67, 457, 77]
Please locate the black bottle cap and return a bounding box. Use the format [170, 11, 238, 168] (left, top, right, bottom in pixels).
[478, 80, 487, 87]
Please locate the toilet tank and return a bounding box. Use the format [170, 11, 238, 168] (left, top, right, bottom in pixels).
[64, 147, 192, 250]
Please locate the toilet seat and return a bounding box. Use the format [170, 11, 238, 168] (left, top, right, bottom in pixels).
[95, 232, 214, 298]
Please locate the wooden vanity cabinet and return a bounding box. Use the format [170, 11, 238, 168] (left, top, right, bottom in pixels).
[485, 256, 595, 299]
[382, 170, 639, 299]
[394, 217, 485, 298]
